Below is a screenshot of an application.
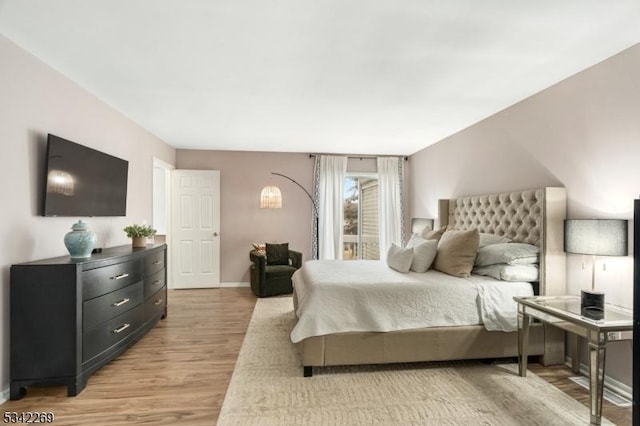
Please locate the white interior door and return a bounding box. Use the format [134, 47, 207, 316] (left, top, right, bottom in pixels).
[170, 169, 221, 289]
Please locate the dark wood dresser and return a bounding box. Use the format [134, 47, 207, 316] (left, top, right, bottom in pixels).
[10, 243, 167, 399]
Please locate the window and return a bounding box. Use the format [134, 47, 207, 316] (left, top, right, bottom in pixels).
[343, 174, 379, 260]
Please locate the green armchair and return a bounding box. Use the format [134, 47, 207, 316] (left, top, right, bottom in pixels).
[249, 249, 302, 297]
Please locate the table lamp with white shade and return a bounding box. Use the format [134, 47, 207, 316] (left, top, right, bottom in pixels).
[564, 219, 628, 317]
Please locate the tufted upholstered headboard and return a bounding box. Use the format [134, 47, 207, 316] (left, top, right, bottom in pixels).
[437, 187, 567, 296]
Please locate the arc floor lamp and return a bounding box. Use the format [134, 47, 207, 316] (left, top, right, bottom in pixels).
[260, 172, 319, 259]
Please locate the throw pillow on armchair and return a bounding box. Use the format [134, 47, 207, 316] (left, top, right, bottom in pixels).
[265, 242, 289, 265]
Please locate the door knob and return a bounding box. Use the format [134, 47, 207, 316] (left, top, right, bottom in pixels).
[213, 232, 219, 237]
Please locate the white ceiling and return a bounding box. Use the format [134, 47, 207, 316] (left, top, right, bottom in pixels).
[1, 1, 639, 155]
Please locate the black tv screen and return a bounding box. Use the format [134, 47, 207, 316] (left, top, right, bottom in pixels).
[43, 134, 128, 216]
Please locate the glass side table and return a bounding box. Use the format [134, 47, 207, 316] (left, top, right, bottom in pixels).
[514, 295, 632, 426]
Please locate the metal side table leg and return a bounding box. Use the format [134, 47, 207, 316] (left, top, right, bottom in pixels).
[588, 339, 606, 425]
[571, 334, 581, 374]
[518, 312, 530, 377]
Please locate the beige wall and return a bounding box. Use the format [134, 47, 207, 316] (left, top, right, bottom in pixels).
[0, 36, 176, 400]
[176, 150, 316, 283]
[409, 43, 640, 388]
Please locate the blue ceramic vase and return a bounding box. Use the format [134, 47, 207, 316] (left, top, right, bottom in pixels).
[64, 220, 97, 259]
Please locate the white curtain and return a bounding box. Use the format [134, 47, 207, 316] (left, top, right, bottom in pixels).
[378, 157, 404, 260]
[318, 155, 347, 260]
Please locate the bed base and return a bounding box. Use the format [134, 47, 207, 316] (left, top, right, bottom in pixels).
[296, 322, 563, 377]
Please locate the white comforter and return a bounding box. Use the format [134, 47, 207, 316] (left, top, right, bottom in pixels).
[290, 260, 533, 343]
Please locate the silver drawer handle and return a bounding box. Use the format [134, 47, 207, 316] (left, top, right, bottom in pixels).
[111, 273, 129, 280]
[112, 323, 130, 334]
[112, 298, 130, 307]
[152, 261, 162, 265]
[152, 280, 161, 286]
[154, 298, 163, 306]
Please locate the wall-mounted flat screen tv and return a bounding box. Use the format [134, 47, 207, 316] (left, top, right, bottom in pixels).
[42, 134, 129, 216]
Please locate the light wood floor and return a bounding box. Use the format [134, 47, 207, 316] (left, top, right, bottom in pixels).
[2, 288, 632, 425]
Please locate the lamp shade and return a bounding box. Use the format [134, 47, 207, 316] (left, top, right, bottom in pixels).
[564, 219, 628, 256]
[260, 185, 282, 208]
[411, 218, 435, 234]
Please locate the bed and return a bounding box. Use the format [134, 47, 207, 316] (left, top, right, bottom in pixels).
[291, 187, 567, 377]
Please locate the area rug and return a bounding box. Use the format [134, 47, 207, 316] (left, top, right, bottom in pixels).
[218, 297, 612, 425]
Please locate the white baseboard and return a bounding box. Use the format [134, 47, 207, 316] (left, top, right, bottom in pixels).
[168, 282, 250, 290]
[569, 376, 631, 407]
[220, 282, 250, 288]
[1, 386, 9, 405]
[565, 356, 632, 401]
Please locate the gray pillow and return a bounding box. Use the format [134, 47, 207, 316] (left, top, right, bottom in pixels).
[472, 264, 539, 282]
[406, 235, 437, 273]
[433, 228, 480, 278]
[386, 244, 413, 273]
[474, 243, 539, 266]
[478, 232, 511, 248]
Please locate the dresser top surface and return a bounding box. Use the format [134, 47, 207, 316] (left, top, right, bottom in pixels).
[13, 244, 166, 267]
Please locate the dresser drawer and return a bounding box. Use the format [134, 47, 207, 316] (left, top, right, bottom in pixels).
[144, 286, 167, 319]
[83, 259, 142, 300]
[144, 250, 165, 276]
[144, 269, 165, 298]
[83, 281, 144, 331]
[82, 304, 144, 363]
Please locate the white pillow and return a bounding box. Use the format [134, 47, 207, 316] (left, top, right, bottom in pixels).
[421, 226, 447, 241]
[386, 244, 413, 273]
[406, 235, 437, 273]
[405, 233, 422, 247]
[473, 264, 539, 282]
[474, 243, 539, 266]
[406, 233, 423, 245]
[478, 232, 511, 248]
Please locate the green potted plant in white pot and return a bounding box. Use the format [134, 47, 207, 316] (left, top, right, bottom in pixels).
[123, 224, 157, 248]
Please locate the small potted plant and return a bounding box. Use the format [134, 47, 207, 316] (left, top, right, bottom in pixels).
[123, 224, 157, 248]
